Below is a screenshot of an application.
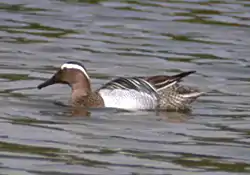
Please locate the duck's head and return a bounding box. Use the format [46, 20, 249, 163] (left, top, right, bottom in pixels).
[37, 61, 91, 91]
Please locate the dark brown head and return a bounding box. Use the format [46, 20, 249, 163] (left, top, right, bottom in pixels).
[37, 61, 91, 92]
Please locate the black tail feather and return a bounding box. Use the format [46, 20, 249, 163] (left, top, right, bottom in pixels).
[171, 71, 196, 82]
[145, 71, 196, 90]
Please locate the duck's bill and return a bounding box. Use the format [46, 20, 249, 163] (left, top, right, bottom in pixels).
[37, 75, 56, 89]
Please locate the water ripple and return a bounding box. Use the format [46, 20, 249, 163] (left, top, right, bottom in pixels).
[1, 0, 250, 174]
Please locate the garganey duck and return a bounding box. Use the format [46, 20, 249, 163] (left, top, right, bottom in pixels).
[37, 61, 204, 111]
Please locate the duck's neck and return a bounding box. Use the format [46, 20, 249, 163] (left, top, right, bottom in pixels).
[70, 72, 91, 91]
[72, 83, 90, 93]
[70, 72, 91, 92]
[71, 87, 90, 107]
[71, 80, 91, 99]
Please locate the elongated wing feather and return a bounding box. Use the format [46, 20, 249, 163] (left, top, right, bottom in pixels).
[142, 71, 196, 91]
[97, 77, 158, 96]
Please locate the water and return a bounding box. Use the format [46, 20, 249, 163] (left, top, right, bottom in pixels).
[1, 0, 250, 174]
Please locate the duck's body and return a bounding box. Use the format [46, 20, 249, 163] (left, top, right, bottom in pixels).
[37, 61, 204, 112]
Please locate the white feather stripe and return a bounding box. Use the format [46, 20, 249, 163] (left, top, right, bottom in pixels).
[156, 81, 177, 92]
[61, 63, 90, 79]
[141, 79, 157, 91]
[153, 79, 172, 86]
[181, 92, 204, 98]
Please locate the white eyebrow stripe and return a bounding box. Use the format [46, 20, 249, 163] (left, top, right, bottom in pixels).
[61, 63, 90, 79]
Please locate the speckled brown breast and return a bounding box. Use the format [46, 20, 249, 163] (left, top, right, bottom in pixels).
[71, 92, 104, 108]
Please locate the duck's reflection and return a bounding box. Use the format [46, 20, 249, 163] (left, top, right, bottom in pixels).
[53, 100, 192, 122]
[70, 107, 91, 117]
[156, 111, 192, 123]
[68, 105, 192, 123]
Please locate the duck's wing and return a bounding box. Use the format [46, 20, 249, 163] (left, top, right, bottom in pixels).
[97, 77, 157, 95]
[141, 71, 196, 92]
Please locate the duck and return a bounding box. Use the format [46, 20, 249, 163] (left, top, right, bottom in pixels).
[37, 61, 204, 112]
